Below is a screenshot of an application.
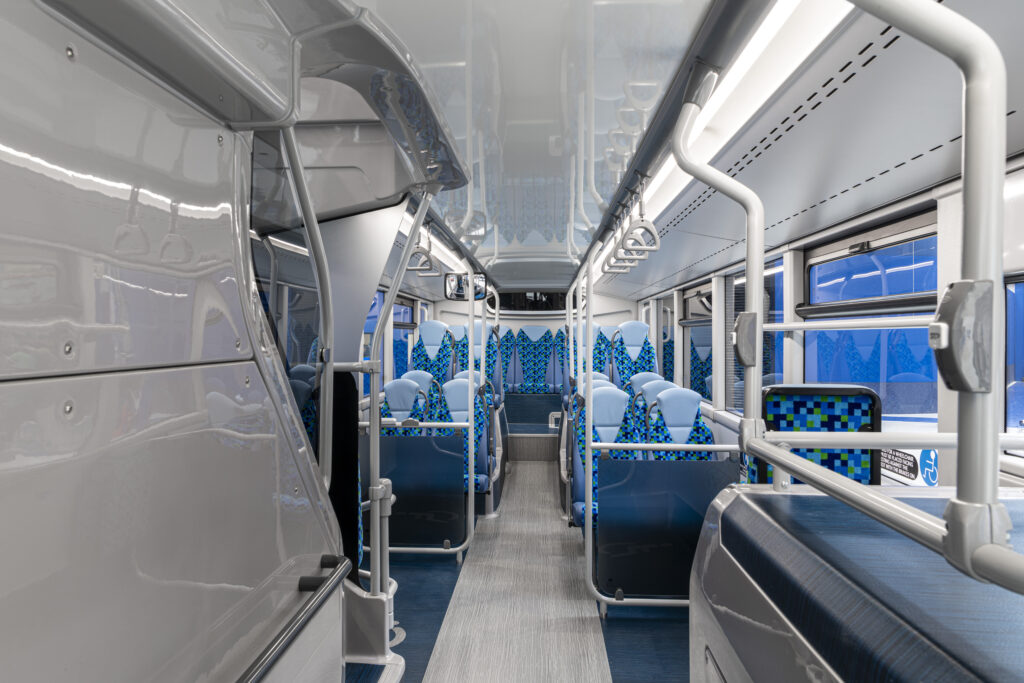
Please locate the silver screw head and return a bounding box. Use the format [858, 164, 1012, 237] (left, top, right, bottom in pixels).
[65, 45, 75, 60]
[63, 341, 73, 355]
[63, 401, 73, 415]
[244, 376, 250, 386]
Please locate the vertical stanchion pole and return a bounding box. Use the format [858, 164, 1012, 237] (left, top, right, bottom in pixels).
[465, 260, 476, 551]
[282, 127, 335, 489]
[367, 194, 433, 595]
[584, 247, 597, 601]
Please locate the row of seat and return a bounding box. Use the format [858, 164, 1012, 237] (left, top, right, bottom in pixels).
[409, 319, 662, 397]
[565, 371, 716, 528]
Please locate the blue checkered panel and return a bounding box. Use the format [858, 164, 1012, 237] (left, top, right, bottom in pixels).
[760, 391, 877, 485]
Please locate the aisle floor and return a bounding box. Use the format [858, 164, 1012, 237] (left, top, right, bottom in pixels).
[422, 461, 613, 682]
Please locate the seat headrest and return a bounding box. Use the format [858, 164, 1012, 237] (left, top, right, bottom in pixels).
[654, 387, 703, 443]
[578, 379, 614, 396]
[383, 379, 423, 420]
[590, 371, 610, 382]
[641, 379, 678, 405]
[289, 379, 314, 408]
[617, 321, 650, 360]
[442, 378, 472, 416]
[499, 325, 514, 337]
[472, 321, 493, 340]
[401, 370, 435, 396]
[599, 325, 619, 340]
[629, 372, 663, 394]
[450, 324, 467, 341]
[590, 386, 630, 442]
[418, 320, 450, 356]
[454, 370, 483, 385]
[520, 325, 550, 342]
[289, 364, 317, 384]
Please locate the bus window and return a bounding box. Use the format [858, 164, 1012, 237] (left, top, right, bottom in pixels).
[248, 130, 324, 452]
[683, 288, 712, 401]
[1007, 280, 1024, 433]
[804, 233, 938, 485]
[362, 291, 384, 395]
[394, 299, 415, 379]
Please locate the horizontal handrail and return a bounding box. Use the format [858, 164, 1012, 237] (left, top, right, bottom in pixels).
[745, 438, 946, 553]
[592, 442, 741, 453]
[763, 315, 933, 332]
[763, 431, 1024, 451]
[357, 421, 471, 430]
[237, 556, 352, 683]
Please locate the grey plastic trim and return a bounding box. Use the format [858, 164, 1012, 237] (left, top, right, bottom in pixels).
[237, 556, 352, 683]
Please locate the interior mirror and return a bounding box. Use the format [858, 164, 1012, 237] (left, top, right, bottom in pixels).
[444, 273, 488, 301]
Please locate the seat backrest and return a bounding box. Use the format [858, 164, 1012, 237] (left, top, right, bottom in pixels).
[590, 386, 631, 444]
[629, 371, 663, 396]
[650, 387, 703, 443]
[647, 387, 715, 461]
[450, 324, 467, 342]
[640, 379, 677, 408]
[418, 320, 451, 358]
[402, 369, 436, 397]
[760, 384, 880, 485]
[498, 325, 516, 391]
[515, 325, 554, 393]
[454, 369, 484, 386]
[440, 377, 490, 484]
[611, 321, 658, 389]
[289, 363, 317, 384]
[382, 379, 425, 421]
[577, 379, 615, 396]
[412, 321, 454, 385]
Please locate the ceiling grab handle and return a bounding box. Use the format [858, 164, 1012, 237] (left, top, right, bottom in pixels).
[576, 93, 596, 236]
[671, 63, 773, 487]
[585, 0, 608, 213]
[366, 192, 434, 597]
[282, 127, 336, 492]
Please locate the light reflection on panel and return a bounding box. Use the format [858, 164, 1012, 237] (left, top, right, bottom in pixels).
[0, 362, 331, 681]
[0, 3, 250, 379]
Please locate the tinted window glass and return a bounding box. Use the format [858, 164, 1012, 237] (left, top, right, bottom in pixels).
[808, 235, 937, 304]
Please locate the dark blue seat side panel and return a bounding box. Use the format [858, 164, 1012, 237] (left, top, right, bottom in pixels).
[596, 459, 740, 598]
[721, 493, 1024, 681]
[359, 434, 467, 548]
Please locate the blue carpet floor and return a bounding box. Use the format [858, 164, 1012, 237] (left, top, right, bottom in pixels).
[345, 555, 462, 683]
[602, 606, 689, 682]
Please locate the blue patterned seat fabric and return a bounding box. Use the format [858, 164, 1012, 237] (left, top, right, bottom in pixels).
[470, 322, 502, 404]
[498, 325, 516, 394]
[411, 320, 455, 387]
[515, 326, 554, 393]
[757, 386, 877, 485]
[611, 321, 659, 391]
[571, 386, 639, 527]
[663, 336, 675, 383]
[631, 378, 675, 442]
[437, 378, 491, 493]
[690, 338, 713, 400]
[553, 328, 568, 393]
[646, 387, 715, 460]
[401, 370, 443, 421]
[450, 324, 469, 373]
[380, 379, 427, 436]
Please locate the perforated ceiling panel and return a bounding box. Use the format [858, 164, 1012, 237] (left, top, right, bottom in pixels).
[600, 0, 1024, 300]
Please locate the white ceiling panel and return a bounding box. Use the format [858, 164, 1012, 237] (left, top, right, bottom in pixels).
[602, 0, 1024, 300]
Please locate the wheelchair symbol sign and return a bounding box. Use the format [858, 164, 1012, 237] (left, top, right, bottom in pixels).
[920, 449, 938, 486]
